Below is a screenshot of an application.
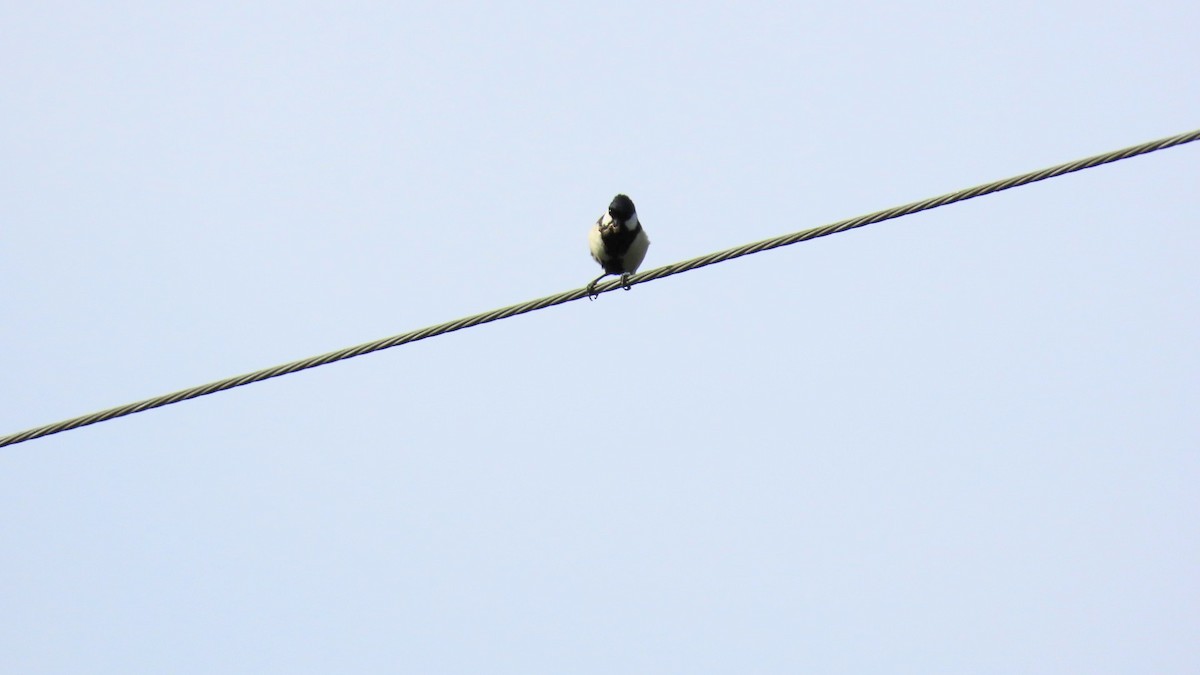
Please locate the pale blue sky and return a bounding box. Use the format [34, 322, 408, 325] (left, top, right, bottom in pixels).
[2, 1, 1198, 672]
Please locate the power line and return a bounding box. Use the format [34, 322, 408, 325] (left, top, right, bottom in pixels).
[3, 128, 1198, 449]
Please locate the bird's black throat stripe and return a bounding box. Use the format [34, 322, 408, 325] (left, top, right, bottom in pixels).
[600, 221, 642, 274]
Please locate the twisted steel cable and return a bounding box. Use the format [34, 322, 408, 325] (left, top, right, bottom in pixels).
[3, 128, 1198, 449]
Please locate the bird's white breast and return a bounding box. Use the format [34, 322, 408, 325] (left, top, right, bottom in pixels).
[622, 226, 650, 274]
[588, 217, 610, 263]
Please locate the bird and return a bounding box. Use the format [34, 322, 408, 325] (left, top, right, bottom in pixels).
[587, 194, 650, 299]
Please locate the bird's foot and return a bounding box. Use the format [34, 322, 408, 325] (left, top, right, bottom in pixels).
[621, 274, 632, 291]
[587, 274, 610, 301]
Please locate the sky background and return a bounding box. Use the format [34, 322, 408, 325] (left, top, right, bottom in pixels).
[2, 1, 1198, 672]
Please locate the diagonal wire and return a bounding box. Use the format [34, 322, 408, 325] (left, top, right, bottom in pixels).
[3, 128, 1198, 449]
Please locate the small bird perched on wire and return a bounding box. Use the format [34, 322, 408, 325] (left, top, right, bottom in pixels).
[587, 193, 650, 299]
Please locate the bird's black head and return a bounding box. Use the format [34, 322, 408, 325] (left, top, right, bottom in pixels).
[608, 194, 636, 222]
